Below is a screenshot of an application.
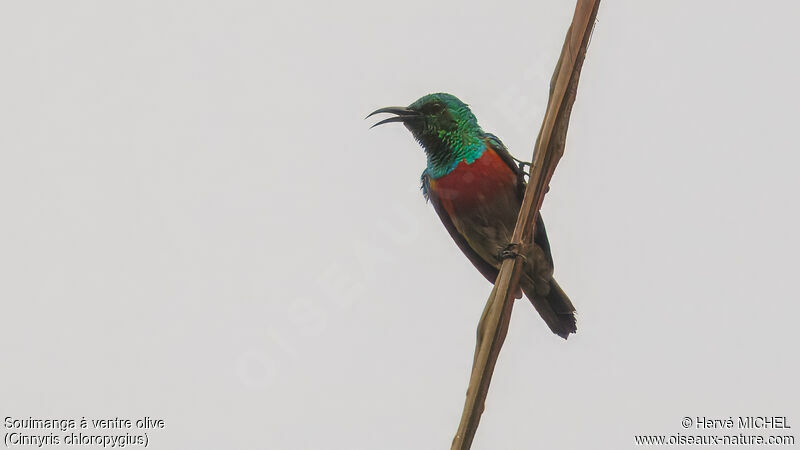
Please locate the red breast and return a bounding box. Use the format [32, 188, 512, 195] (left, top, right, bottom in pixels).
[428, 147, 519, 216]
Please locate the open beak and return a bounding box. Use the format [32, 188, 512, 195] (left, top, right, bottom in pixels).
[366, 106, 422, 129]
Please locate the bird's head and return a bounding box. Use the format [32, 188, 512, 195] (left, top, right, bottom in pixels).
[368, 93, 486, 177]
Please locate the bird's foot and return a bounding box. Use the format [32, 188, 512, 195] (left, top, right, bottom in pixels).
[516, 161, 531, 178]
[510, 156, 531, 177]
[498, 243, 526, 262]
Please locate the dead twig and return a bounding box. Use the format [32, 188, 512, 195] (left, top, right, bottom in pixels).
[450, 1, 601, 449]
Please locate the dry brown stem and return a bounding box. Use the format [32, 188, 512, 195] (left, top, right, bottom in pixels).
[450, 1, 601, 448]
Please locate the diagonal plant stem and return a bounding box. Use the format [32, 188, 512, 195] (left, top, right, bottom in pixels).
[450, 1, 601, 449]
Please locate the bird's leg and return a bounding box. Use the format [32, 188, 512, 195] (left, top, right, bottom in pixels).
[511, 155, 530, 168]
[498, 243, 527, 262]
[511, 159, 554, 193]
[509, 155, 532, 177]
[516, 161, 531, 178]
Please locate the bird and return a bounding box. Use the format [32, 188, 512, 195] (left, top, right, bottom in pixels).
[368, 93, 576, 338]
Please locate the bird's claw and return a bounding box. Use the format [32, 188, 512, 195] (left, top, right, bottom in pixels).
[510, 156, 531, 178]
[498, 243, 526, 262]
[517, 161, 531, 178]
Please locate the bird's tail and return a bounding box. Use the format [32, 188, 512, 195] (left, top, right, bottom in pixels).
[520, 277, 577, 339]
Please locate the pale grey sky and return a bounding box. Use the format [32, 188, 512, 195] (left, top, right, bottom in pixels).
[1, 1, 798, 449]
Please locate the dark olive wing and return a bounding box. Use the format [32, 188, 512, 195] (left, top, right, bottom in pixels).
[483, 133, 554, 267]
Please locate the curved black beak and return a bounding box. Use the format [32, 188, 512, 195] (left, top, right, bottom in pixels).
[366, 106, 422, 129]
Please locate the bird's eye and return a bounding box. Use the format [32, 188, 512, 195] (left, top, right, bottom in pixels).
[427, 102, 444, 113]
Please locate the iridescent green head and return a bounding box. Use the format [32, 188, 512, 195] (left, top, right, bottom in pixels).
[368, 93, 487, 178]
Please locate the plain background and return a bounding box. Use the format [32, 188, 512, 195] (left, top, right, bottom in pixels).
[1, 1, 798, 449]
